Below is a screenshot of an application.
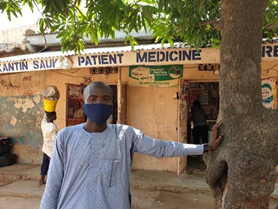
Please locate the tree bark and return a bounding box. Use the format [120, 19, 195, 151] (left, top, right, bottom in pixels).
[205, 0, 278, 208]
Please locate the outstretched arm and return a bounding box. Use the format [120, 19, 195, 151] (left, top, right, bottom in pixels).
[133, 135, 204, 158]
[132, 122, 223, 158]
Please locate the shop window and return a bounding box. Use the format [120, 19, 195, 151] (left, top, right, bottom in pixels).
[66, 83, 85, 126]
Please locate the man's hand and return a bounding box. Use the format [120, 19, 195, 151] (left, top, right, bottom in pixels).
[208, 121, 224, 151]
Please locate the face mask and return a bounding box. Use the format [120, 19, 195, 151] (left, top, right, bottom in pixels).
[83, 103, 113, 125]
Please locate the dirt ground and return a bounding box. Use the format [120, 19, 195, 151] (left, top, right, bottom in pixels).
[131, 189, 278, 209]
[130, 158, 278, 209]
[0, 189, 277, 209]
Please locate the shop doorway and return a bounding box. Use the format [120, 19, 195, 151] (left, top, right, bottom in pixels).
[65, 83, 119, 126]
[178, 80, 219, 174]
[187, 82, 219, 171]
[109, 85, 118, 124]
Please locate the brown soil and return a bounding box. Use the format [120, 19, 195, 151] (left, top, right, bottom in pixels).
[131, 189, 278, 209]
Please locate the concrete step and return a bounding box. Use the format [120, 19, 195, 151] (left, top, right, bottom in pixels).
[0, 164, 40, 186]
[0, 197, 41, 209]
[0, 164, 210, 193]
[0, 180, 44, 199]
[0, 164, 278, 201]
[0, 180, 213, 209]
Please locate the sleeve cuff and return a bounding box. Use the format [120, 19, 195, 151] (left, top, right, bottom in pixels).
[183, 144, 204, 155]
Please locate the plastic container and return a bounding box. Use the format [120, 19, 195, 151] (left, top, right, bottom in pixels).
[43, 98, 58, 112]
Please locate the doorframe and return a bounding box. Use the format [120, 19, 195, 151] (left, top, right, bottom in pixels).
[117, 67, 128, 124]
[177, 79, 188, 175]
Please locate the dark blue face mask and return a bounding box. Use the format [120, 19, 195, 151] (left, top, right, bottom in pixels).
[83, 103, 113, 125]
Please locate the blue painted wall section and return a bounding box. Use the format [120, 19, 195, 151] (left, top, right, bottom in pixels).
[0, 94, 44, 163]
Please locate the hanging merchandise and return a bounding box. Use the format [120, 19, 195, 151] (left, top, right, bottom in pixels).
[187, 82, 219, 120]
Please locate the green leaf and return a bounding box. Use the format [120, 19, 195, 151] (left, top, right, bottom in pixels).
[167, 37, 174, 46]
[39, 18, 45, 34]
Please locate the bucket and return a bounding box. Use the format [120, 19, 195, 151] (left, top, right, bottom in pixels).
[43, 98, 58, 112]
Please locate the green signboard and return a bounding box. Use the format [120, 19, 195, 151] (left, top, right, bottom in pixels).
[129, 65, 183, 87]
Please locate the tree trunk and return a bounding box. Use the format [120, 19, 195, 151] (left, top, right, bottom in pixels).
[205, 0, 278, 208]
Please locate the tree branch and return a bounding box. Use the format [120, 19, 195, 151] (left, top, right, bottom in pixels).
[264, 23, 278, 30]
[200, 18, 222, 31]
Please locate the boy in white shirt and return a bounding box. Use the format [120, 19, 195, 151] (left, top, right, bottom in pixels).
[39, 111, 57, 185]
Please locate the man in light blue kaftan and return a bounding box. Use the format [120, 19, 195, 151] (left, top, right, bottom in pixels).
[40, 81, 223, 209]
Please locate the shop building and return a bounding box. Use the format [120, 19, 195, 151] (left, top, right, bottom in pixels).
[0, 30, 278, 174]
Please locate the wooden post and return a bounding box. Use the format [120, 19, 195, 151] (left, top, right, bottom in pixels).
[117, 67, 122, 124]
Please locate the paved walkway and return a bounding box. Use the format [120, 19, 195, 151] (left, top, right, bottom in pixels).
[0, 163, 210, 194]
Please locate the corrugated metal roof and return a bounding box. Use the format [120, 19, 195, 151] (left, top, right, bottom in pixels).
[0, 43, 189, 63]
[25, 31, 59, 36]
[0, 51, 69, 62]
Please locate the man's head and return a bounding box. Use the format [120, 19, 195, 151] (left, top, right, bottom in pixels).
[193, 100, 201, 107]
[82, 81, 113, 105]
[45, 111, 57, 122]
[82, 82, 113, 127]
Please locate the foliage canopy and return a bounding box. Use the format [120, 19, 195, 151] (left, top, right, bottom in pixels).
[1, 0, 278, 53]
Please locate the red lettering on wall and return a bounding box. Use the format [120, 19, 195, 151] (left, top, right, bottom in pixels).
[23, 76, 32, 82]
[23, 91, 34, 97]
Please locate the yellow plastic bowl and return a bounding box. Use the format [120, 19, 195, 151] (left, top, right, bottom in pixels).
[43, 98, 58, 112]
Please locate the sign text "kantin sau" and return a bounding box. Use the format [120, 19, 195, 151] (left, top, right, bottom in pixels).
[0, 59, 58, 73]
